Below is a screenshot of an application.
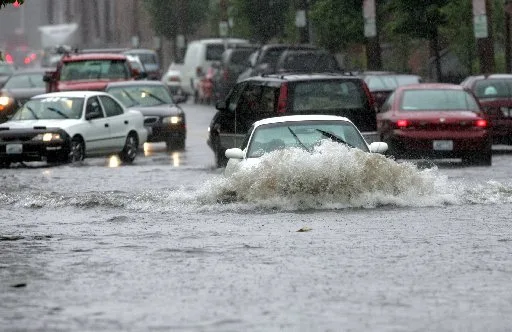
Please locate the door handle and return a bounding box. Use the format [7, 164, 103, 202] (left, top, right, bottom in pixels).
[124, 120, 129, 124]
[104, 123, 109, 128]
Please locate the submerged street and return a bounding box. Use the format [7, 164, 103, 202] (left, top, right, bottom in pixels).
[1, 103, 512, 331]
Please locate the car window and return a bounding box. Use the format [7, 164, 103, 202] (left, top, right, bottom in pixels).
[292, 80, 364, 111]
[99, 95, 124, 117]
[4, 73, 45, 89]
[11, 97, 84, 120]
[86, 96, 104, 118]
[380, 92, 395, 113]
[237, 84, 278, 114]
[206, 44, 225, 61]
[401, 89, 480, 111]
[227, 82, 246, 112]
[474, 79, 512, 99]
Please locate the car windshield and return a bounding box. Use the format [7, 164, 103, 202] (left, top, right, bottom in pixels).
[10, 97, 84, 120]
[60, 60, 130, 81]
[292, 80, 365, 111]
[107, 85, 173, 108]
[473, 79, 512, 99]
[4, 73, 45, 89]
[246, 120, 369, 158]
[401, 89, 480, 111]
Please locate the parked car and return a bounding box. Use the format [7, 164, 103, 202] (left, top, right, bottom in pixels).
[460, 74, 512, 144]
[43, 52, 137, 93]
[236, 44, 319, 82]
[105, 81, 186, 151]
[207, 73, 376, 167]
[0, 61, 16, 88]
[358, 72, 423, 112]
[0, 68, 49, 123]
[0, 91, 147, 168]
[376, 83, 492, 166]
[180, 38, 250, 100]
[211, 45, 259, 102]
[123, 48, 161, 80]
[275, 49, 342, 74]
[224, 114, 388, 176]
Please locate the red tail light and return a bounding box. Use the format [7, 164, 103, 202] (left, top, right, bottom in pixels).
[24, 57, 31, 65]
[475, 119, 488, 128]
[277, 82, 288, 113]
[5, 53, 13, 64]
[396, 119, 409, 128]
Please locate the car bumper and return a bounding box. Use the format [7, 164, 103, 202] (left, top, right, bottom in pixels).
[0, 140, 71, 162]
[387, 130, 491, 158]
[145, 124, 186, 143]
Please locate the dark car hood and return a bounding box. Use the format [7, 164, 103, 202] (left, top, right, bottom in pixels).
[0, 76, 10, 86]
[1, 87, 46, 99]
[128, 104, 183, 117]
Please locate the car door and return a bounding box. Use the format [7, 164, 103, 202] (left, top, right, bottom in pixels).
[216, 81, 246, 149]
[83, 96, 112, 155]
[98, 95, 129, 151]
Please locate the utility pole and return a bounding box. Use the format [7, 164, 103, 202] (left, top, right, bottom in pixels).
[472, 0, 495, 74]
[296, 0, 309, 44]
[505, 0, 512, 73]
[363, 0, 381, 71]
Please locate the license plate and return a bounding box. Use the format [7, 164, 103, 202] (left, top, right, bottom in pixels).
[6, 144, 23, 154]
[433, 140, 453, 151]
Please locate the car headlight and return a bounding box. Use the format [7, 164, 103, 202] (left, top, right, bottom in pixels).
[0, 96, 12, 108]
[163, 116, 183, 124]
[32, 133, 62, 142]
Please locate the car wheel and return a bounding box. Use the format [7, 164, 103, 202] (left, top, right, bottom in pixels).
[68, 137, 85, 164]
[166, 138, 185, 151]
[463, 150, 492, 166]
[0, 161, 10, 168]
[119, 133, 138, 164]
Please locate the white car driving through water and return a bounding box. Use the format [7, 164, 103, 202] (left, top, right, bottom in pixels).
[224, 114, 388, 176]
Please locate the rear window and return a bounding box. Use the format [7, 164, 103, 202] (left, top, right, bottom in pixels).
[206, 44, 226, 61]
[401, 89, 479, 111]
[474, 79, 512, 99]
[292, 80, 365, 111]
[61, 60, 130, 81]
[129, 53, 157, 65]
[229, 50, 254, 65]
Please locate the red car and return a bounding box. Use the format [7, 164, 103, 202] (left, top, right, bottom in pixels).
[377, 83, 492, 166]
[460, 74, 512, 145]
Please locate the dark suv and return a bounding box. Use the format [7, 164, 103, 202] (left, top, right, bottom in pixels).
[207, 73, 376, 167]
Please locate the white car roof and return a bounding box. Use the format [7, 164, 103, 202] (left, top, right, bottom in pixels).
[253, 115, 354, 128]
[31, 91, 110, 99]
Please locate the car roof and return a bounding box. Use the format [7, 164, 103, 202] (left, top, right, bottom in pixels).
[396, 83, 464, 91]
[62, 53, 127, 61]
[246, 72, 358, 82]
[32, 91, 110, 99]
[253, 114, 354, 127]
[123, 48, 157, 55]
[105, 80, 166, 88]
[189, 38, 249, 45]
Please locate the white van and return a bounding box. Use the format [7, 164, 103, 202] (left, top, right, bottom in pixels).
[181, 38, 249, 100]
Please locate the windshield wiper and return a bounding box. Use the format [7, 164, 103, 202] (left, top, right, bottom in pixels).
[316, 129, 355, 148]
[141, 90, 167, 105]
[288, 127, 310, 152]
[46, 107, 69, 119]
[25, 106, 38, 119]
[119, 88, 139, 107]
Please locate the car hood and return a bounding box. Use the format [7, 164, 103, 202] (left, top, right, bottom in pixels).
[0, 119, 82, 130]
[58, 79, 129, 92]
[128, 104, 183, 117]
[1, 87, 46, 99]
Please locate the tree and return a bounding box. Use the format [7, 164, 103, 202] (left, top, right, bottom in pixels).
[143, 0, 209, 60]
[384, 0, 449, 81]
[0, 0, 23, 8]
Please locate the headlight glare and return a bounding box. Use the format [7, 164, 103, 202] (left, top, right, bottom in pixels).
[163, 116, 182, 124]
[0, 96, 12, 106]
[32, 133, 62, 141]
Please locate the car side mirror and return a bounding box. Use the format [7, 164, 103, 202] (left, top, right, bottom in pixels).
[369, 142, 388, 154]
[225, 148, 244, 159]
[215, 100, 227, 111]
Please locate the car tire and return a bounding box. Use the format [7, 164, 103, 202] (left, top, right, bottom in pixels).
[119, 133, 138, 164]
[68, 136, 85, 164]
[463, 150, 492, 166]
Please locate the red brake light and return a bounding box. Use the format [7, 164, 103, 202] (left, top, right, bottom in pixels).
[396, 119, 409, 128]
[24, 57, 31, 65]
[475, 119, 488, 128]
[5, 54, 13, 64]
[277, 82, 288, 113]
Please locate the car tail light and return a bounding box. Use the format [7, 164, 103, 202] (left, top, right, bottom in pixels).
[5, 53, 13, 64]
[277, 82, 288, 113]
[24, 57, 31, 65]
[396, 119, 409, 128]
[474, 119, 488, 128]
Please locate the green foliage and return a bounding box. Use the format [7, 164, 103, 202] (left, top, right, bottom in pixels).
[0, 0, 23, 8]
[309, 0, 364, 52]
[143, 0, 209, 40]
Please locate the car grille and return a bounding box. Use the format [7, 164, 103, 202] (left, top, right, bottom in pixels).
[0, 133, 37, 142]
[144, 116, 160, 126]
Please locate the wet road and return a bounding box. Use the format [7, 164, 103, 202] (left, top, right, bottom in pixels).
[1, 102, 512, 331]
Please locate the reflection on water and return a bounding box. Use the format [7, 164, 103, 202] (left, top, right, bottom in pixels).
[171, 151, 180, 167]
[108, 155, 121, 168]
